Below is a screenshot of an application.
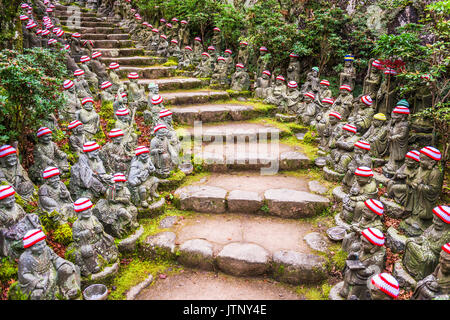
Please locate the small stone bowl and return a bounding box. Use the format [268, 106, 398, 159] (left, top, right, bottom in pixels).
[179, 162, 193, 175]
[83, 284, 109, 300]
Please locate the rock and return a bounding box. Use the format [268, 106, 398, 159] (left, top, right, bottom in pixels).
[326, 226, 346, 241]
[304, 232, 329, 253]
[138, 197, 165, 218]
[279, 152, 310, 170]
[373, 172, 390, 186]
[372, 158, 387, 167]
[227, 190, 263, 213]
[314, 157, 327, 168]
[179, 163, 194, 175]
[159, 216, 179, 229]
[272, 250, 327, 285]
[393, 261, 417, 291]
[328, 281, 345, 300]
[275, 113, 296, 122]
[264, 188, 330, 218]
[380, 196, 406, 219]
[236, 97, 247, 102]
[216, 242, 270, 277]
[323, 166, 344, 182]
[143, 231, 177, 259]
[332, 186, 347, 202]
[385, 226, 408, 253]
[178, 239, 215, 271]
[308, 180, 328, 195]
[117, 226, 144, 253]
[295, 132, 306, 140]
[90, 262, 119, 283]
[174, 185, 227, 213]
[126, 274, 153, 300]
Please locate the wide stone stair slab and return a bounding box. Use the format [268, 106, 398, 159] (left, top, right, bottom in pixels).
[172, 104, 257, 125]
[66, 26, 126, 34]
[103, 56, 166, 66]
[78, 33, 130, 40]
[96, 48, 145, 57]
[116, 66, 176, 79]
[90, 39, 133, 49]
[162, 90, 230, 106]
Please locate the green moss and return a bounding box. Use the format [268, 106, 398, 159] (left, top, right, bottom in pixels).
[0, 257, 18, 283]
[296, 280, 331, 300]
[53, 223, 73, 246]
[7, 281, 29, 300]
[99, 101, 116, 133]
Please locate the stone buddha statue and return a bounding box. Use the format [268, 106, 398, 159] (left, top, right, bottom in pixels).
[113, 90, 128, 114]
[230, 64, 250, 92]
[317, 111, 341, 153]
[254, 70, 271, 99]
[298, 92, 318, 125]
[168, 39, 182, 60]
[93, 173, 139, 238]
[73, 69, 92, 99]
[210, 57, 230, 87]
[212, 27, 222, 54]
[376, 69, 398, 116]
[108, 63, 122, 92]
[75, 97, 100, 141]
[78, 56, 99, 92]
[100, 129, 134, 173]
[192, 38, 204, 66]
[18, 229, 81, 300]
[29, 127, 70, 184]
[332, 85, 354, 121]
[403, 206, 450, 280]
[286, 53, 300, 84]
[148, 29, 160, 53]
[150, 126, 173, 177]
[401, 147, 444, 237]
[339, 55, 356, 89]
[38, 167, 75, 224]
[0, 145, 35, 200]
[193, 52, 213, 78]
[62, 79, 81, 121]
[342, 140, 372, 190]
[264, 75, 286, 107]
[115, 107, 138, 152]
[327, 124, 359, 174]
[281, 81, 300, 114]
[68, 120, 86, 157]
[144, 95, 164, 126]
[255, 47, 269, 80]
[89, 52, 109, 84]
[126, 73, 147, 110]
[317, 79, 332, 107]
[301, 66, 320, 95]
[237, 41, 249, 66]
[386, 150, 420, 206]
[363, 59, 383, 98]
[158, 110, 181, 165]
[68, 198, 119, 277]
[178, 46, 194, 69]
[348, 95, 374, 135]
[156, 35, 169, 57]
[361, 113, 389, 159]
[100, 81, 115, 104]
[178, 21, 189, 46]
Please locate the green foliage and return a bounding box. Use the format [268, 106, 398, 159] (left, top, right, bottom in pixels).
[0, 257, 18, 283]
[7, 281, 29, 300]
[53, 223, 73, 246]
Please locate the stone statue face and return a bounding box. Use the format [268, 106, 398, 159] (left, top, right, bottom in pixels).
[47, 175, 60, 188]
[115, 181, 124, 190]
[86, 149, 100, 160]
[360, 235, 373, 253]
[157, 128, 168, 137]
[355, 175, 371, 186]
[139, 153, 149, 162]
[354, 147, 365, 156]
[344, 60, 352, 67]
[312, 70, 318, 77]
[2, 153, 17, 167]
[262, 73, 269, 80]
[79, 207, 92, 219]
[30, 239, 46, 255]
[373, 119, 383, 127]
[361, 206, 376, 223]
[432, 214, 447, 231]
[440, 251, 450, 275]
[83, 102, 94, 111]
[405, 157, 419, 169]
[224, 52, 230, 58]
[40, 134, 53, 145]
[329, 117, 338, 126]
[419, 154, 435, 170]
[74, 125, 84, 135]
[164, 116, 173, 125]
[0, 195, 15, 209]
[119, 114, 131, 123]
[391, 111, 404, 122]
[112, 135, 124, 144]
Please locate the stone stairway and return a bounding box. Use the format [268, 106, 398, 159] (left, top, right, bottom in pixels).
[57, 3, 334, 298]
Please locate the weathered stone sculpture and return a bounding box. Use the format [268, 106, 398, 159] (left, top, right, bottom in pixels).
[212, 27, 222, 54]
[339, 54, 356, 89]
[342, 140, 372, 190]
[368, 273, 400, 300]
[317, 79, 332, 106]
[301, 66, 320, 95]
[403, 206, 450, 280]
[178, 46, 194, 69]
[38, 167, 75, 224]
[62, 80, 82, 121]
[210, 56, 229, 87]
[73, 69, 92, 99]
[0, 185, 41, 259]
[29, 127, 69, 184]
[193, 52, 213, 78]
[100, 128, 134, 174]
[69, 198, 119, 277]
[363, 59, 383, 98]
[376, 68, 398, 116]
[224, 49, 234, 76]
[255, 46, 269, 80]
[401, 147, 444, 237]
[126, 72, 147, 110]
[327, 124, 359, 174]
[156, 34, 169, 57]
[113, 90, 128, 114]
[144, 95, 164, 126]
[317, 111, 341, 152]
[78, 55, 99, 92]
[192, 37, 203, 66]
[412, 243, 450, 300]
[0, 145, 35, 200]
[148, 28, 160, 53]
[128, 146, 161, 208]
[348, 95, 374, 135]
[89, 51, 109, 84]
[332, 85, 354, 121]
[75, 97, 100, 141]
[93, 173, 139, 238]
[382, 103, 410, 177]
[314, 97, 335, 134]
[361, 113, 389, 159]
[158, 109, 181, 165]
[168, 39, 182, 60]
[254, 70, 271, 99]
[237, 41, 249, 66]
[114, 107, 138, 152]
[387, 150, 420, 206]
[150, 124, 173, 177]
[264, 75, 287, 107]
[286, 53, 300, 84]
[18, 229, 81, 300]
[100, 81, 115, 104]
[281, 81, 300, 114]
[298, 92, 317, 125]
[178, 20, 189, 46]
[68, 120, 86, 157]
[107, 62, 122, 92]
[230, 63, 250, 92]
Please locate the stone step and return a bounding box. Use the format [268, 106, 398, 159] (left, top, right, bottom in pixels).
[162, 90, 230, 106]
[125, 77, 203, 91]
[54, 10, 98, 18]
[79, 33, 130, 40]
[67, 27, 126, 34]
[95, 48, 145, 57]
[115, 65, 176, 79]
[59, 15, 105, 23]
[77, 21, 118, 28]
[102, 56, 166, 66]
[140, 213, 328, 284]
[172, 104, 258, 125]
[91, 39, 133, 49]
[174, 179, 329, 218]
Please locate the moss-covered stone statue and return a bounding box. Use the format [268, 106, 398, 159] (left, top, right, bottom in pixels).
[341, 167, 378, 224]
[148, 28, 160, 53]
[126, 72, 147, 110]
[38, 167, 75, 225]
[178, 46, 194, 69]
[339, 228, 386, 300]
[192, 37, 203, 67]
[237, 41, 249, 66]
[286, 53, 300, 84]
[332, 85, 354, 121]
[298, 92, 318, 125]
[62, 79, 82, 121]
[108, 62, 123, 92]
[376, 68, 398, 116]
[73, 68, 92, 100]
[68, 198, 119, 277]
[29, 127, 69, 184]
[403, 206, 450, 280]
[128, 146, 161, 208]
[149, 124, 174, 177]
[254, 70, 271, 99]
[0, 145, 35, 200]
[158, 110, 181, 165]
[75, 97, 100, 141]
[347, 95, 374, 135]
[78, 55, 99, 92]
[0, 185, 42, 259]
[363, 59, 383, 98]
[230, 63, 250, 92]
[368, 273, 400, 300]
[412, 243, 450, 300]
[114, 107, 139, 152]
[157, 34, 169, 57]
[100, 80, 115, 104]
[68, 120, 86, 157]
[210, 56, 230, 87]
[93, 173, 139, 238]
[317, 79, 332, 107]
[178, 20, 189, 46]
[144, 95, 164, 126]
[342, 140, 372, 190]
[382, 102, 410, 177]
[281, 81, 300, 114]
[193, 52, 213, 78]
[18, 229, 81, 300]
[401, 147, 443, 237]
[301, 66, 320, 95]
[327, 124, 359, 174]
[264, 75, 286, 107]
[339, 54, 356, 89]
[361, 113, 389, 159]
[100, 129, 134, 174]
[255, 46, 269, 80]
[89, 51, 109, 84]
[317, 111, 341, 153]
[386, 150, 420, 206]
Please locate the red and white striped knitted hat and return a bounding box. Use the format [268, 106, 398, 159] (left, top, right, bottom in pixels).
[71, 32, 81, 38]
[100, 81, 112, 90]
[276, 75, 285, 82]
[239, 41, 248, 46]
[442, 243, 450, 254]
[185, 46, 193, 51]
[63, 80, 74, 90]
[194, 37, 202, 42]
[384, 68, 397, 75]
[171, 39, 178, 44]
[74, 197, 93, 212]
[61, 44, 70, 51]
[68, 120, 82, 130]
[128, 72, 139, 79]
[23, 229, 46, 248]
[160, 18, 166, 23]
[421, 74, 431, 81]
[372, 59, 383, 69]
[153, 124, 167, 134]
[304, 92, 315, 100]
[152, 28, 159, 33]
[56, 30, 64, 37]
[342, 124, 357, 133]
[329, 111, 341, 120]
[0, 185, 15, 200]
[159, 109, 172, 118]
[392, 106, 410, 114]
[322, 97, 334, 105]
[339, 84, 352, 92]
[433, 205, 449, 224]
[37, 127, 52, 137]
[420, 146, 441, 161]
[201, 52, 210, 58]
[109, 62, 120, 70]
[74, 69, 85, 76]
[151, 95, 163, 105]
[92, 51, 102, 59]
[52, 27, 61, 34]
[224, 49, 232, 54]
[319, 79, 330, 86]
[142, 22, 149, 27]
[213, 27, 221, 32]
[365, 199, 384, 216]
[181, 20, 188, 25]
[260, 46, 268, 52]
[115, 108, 130, 116]
[83, 141, 100, 153]
[287, 81, 298, 88]
[405, 150, 420, 162]
[361, 95, 373, 106]
[289, 53, 299, 58]
[166, 23, 172, 28]
[41, 29, 50, 36]
[362, 227, 385, 246]
[25, 21, 37, 29]
[160, 34, 168, 40]
[354, 140, 371, 151]
[262, 70, 271, 76]
[354, 166, 373, 177]
[36, 29, 43, 35]
[80, 55, 90, 63]
[42, 166, 60, 179]
[81, 97, 94, 105]
[48, 38, 57, 45]
[0, 145, 16, 158]
[109, 128, 124, 138]
[235, 63, 245, 69]
[21, 3, 30, 8]
[207, 46, 215, 51]
[46, 8, 53, 12]
[20, 15, 29, 21]
[371, 273, 399, 299]
[113, 173, 127, 182]
[216, 56, 226, 62]
[135, 146, 149, 156]
[119, 92, 127, 98]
